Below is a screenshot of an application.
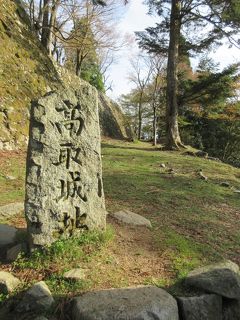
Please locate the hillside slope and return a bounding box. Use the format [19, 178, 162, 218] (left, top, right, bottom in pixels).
[0, 0, 132, 150]
[0, 0, 62, 149]
[0, 139, 239, 298]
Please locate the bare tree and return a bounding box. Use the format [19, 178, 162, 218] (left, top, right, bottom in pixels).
[149, 55, 166, 145]
[129, 54, 154, 140]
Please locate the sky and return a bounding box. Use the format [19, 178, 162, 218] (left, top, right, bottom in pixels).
[107, 0, 240, 101]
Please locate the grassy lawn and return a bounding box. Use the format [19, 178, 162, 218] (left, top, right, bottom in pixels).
[0, 138, 240, 308]
[102, 138, 240, 270]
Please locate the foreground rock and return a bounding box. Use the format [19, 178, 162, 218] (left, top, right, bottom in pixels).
[0, 271, 20, 294]
[16, 281, 54, 313]
[72, 286, 179, 320]
[0, 202, 24, 218]
[6, 243, 25, 262]
[25, 87, 106, 249]
[0, 224, 18, 247]
[178, 294, 222, 320]
[185, 260, 240, 299]
[223, 299, 240, 320]
[110, 210, 152, 228]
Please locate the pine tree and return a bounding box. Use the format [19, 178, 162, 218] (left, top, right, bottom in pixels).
[137, 0, 240, 149]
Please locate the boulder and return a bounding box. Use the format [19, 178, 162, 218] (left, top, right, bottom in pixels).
[0, 224, 18, 247]
[178, 294, 222, 320]
[185, 261, 240, 299]
[63, 268, 86, 281]
[223, 299, 240, 320]
[0, 271, 20, 294]
[72, 286, 179, 320]
[6, 243, 24, 262]
[16, 281, 54, 313]
[110, 210, 152, 228]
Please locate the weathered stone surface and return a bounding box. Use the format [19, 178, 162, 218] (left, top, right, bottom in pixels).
[0, 224, 17, 247]
[16, 281, 54, 312]
[223, 299, 240, 320]
[178, 294, 222, 320]
[185, 260, 240, 299]
[25, 87, 106, 248]
[0, 202, 24, 218]
[72, 286, 179, 320]
[0, 271, 20, 294]
[63, 268, 86, 281]
[110, 210, 152, 228]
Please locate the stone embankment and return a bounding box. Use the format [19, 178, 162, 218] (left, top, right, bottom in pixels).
[0, 260, 239, 319]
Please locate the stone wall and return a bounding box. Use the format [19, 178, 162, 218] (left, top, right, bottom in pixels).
[1, 260, 239, 319]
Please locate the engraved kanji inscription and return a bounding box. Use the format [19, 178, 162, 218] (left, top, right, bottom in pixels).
[54, 145, 82, 169]
[55, 101, 84, 138]
[60, 171, 87, 201]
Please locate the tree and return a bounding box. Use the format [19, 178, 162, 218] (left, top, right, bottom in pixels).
[128, 55, 153, 140]
[23, 0, 118, 55]
[137, 0, 240, 149]
[147, 55, 166, 145]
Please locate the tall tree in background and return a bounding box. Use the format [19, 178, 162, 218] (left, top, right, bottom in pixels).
[137, 0, 240, 149]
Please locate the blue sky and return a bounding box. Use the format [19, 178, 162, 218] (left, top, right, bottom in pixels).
[108, 0, 240, 100]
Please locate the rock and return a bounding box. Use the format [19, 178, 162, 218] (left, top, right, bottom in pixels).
[0, 202, 24, 218]
[6, 243, 24, 262]
[198, 169, 208, 181]
[0, 224, 18, 247]
[220, 182, 230, 188]
[223, 299, 240, 320]
[25, 87, 106, 249]
[110, 210, 152, 228]
[195, 151, 208, 158]
[185, 260, 240, 299]
[160, 163, 166, 168]
[0, 271, 20, 294]
[63, 268, 86, 281]
[72, 286, 179, 320]
[4, 175, 16, 180]
[178, 294, 222, 320]
[16, 281, 54, 313]
[233, 189, 240, 194]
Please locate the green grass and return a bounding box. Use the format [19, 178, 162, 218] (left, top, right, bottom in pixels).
[0, 138, 240, 301]
[102, 139, 240, 269]
[0, 152, 25, 206]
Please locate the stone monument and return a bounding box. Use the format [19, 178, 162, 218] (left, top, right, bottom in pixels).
[25, 85, 106, 249]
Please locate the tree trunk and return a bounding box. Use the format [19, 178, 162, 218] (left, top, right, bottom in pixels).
[47, 0, 60, 56]
[76, 49, 83, 76]
[41, 0, 50, 49]
[165, 0, 183, 149]
[153, 105, 157, 146]
[152, 76, 158, 146]
[138, 92, 143, 140]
